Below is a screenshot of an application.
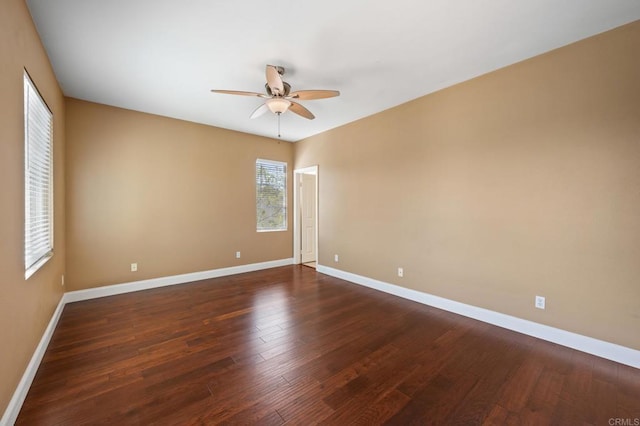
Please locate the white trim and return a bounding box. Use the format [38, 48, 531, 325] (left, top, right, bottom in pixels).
[256, 158, 287, 167]
[316, 264, 640, 369]
[1, 258, 293, 425]
[293, 165, 319, 265]
[65, 258, 293, 303]
[294, 165, 318, 175]
[6, 259, 636, 425]
[1, 297, 65, 426]
[24, 252, 53, 280]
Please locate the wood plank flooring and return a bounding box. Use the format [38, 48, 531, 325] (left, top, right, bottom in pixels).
[17, 266, 640, 424]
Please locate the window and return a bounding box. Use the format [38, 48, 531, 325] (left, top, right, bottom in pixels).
[24, 71, 53, 279]
[256, 159, 287, 231]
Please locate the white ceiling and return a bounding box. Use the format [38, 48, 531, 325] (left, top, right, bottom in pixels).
[26, 1, 640, 142]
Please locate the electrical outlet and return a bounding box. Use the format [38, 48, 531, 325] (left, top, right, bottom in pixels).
[131, 263, 138, 272]
[236, 251, 241, 259]
[397, 267, 404, 278]
[535, 295, 545, 310]
[334, 254, 339, 262]
[61, 275, 65, 286]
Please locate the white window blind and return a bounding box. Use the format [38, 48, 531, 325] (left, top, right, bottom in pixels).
[256, 159, 287, 231]
[24, 72, 53, 278]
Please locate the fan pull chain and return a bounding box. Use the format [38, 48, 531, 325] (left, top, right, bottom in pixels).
[277, 112, 281, 138]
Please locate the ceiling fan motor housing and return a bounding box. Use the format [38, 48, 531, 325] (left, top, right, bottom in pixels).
[265, 82, 291, 97]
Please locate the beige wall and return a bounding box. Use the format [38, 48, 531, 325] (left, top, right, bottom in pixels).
[65, 99, 293, 290]
[0, 0, 66, 415]
[295, 21, 640, 350]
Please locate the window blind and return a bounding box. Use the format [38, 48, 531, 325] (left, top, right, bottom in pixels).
[24, 72, 53, 277]
[256, 159, 287, 231]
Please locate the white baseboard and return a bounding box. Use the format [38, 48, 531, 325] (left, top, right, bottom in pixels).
[1, 297, 66, 426]
[1, 258, 293, 425]
[316, 264, 640, 369]
[65, 258, 294, 303]
[5, 259, 635, 425]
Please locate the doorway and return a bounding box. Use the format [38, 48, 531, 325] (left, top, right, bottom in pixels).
[293, 166, 318, 268]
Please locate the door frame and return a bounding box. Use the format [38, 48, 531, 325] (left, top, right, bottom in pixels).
[293, 165, 318, 265]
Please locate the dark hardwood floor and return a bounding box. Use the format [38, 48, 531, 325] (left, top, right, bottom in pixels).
[17, 266, 640, 425]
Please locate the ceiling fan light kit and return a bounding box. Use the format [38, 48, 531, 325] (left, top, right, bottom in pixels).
[266, 98, 291, 114]
[212, 65, 340, 137]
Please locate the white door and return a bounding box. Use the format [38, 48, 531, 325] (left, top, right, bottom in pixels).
[300, 173, 317, 263]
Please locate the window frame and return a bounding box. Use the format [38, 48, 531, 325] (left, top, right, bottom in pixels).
[256, 158, 288, 232]
[24, 70, 54, 279]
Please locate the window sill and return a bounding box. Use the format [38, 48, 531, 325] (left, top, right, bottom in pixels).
[25, 252, 53, 280]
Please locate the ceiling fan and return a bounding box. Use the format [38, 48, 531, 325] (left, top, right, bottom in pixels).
[211, 65, 340, 121]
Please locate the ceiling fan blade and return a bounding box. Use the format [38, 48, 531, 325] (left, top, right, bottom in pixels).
[288, 90, 340, 100]
[250, 103, 269, 119]
[211, 90, 267, 98]
[289, 101, 315, 120]
[266, 65, 284, 95]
